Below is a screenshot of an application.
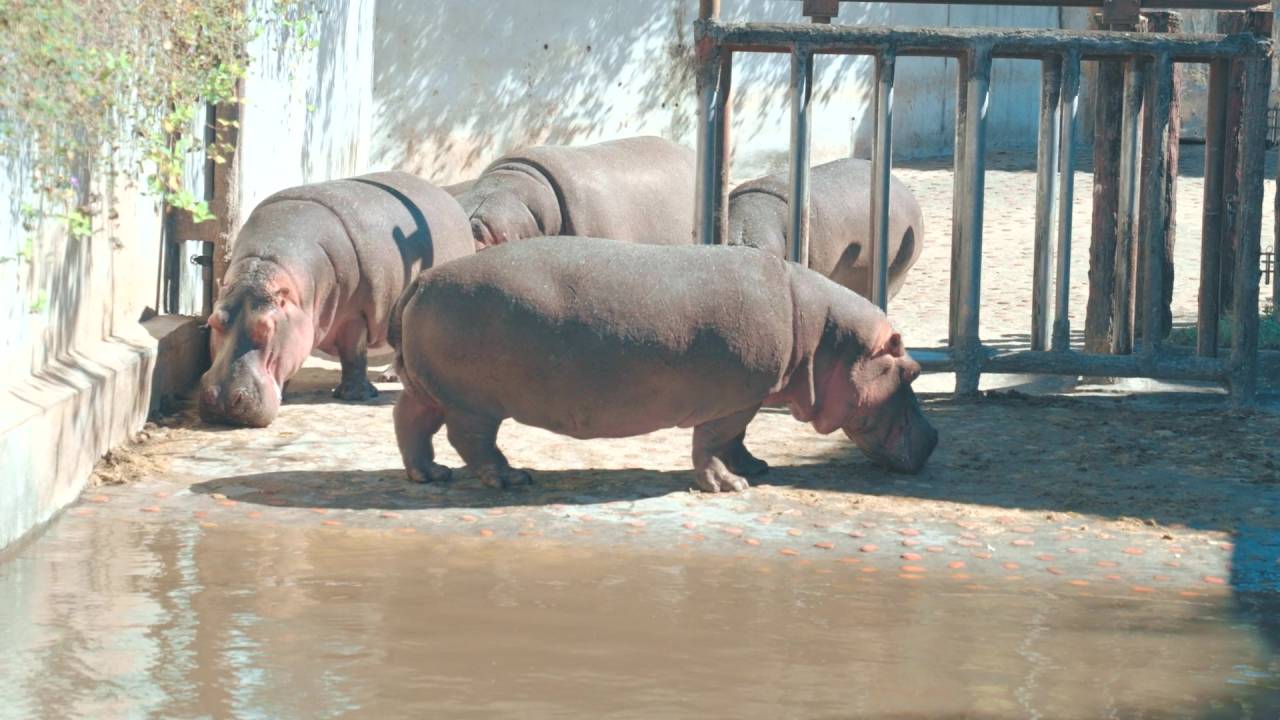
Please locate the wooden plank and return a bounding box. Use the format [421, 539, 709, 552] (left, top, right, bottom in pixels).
[702, 21, 1270, 62]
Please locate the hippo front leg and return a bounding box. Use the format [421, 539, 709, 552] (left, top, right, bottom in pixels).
[394, 388, 452, 483]
[691, 406, 766, 493]
[332, 322, 379, 401]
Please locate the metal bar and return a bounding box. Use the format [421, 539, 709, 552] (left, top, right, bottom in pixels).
[788, 46, 815, 264]
[1139, 53, 1174, 357]
[1050, 50, 1080, 352]
[1110, 56, 1145, 355]
[908, 347, 1229, 380]
[694, 9, 722, 245]
[954, 47, 991, 397]
[1031, 57, 1062, 352]
[1228, 55, 1269, 406]
[702, 21, 1269, 61]
[981, 350, 1229, 380]
[948, 54, 969, 347]
[870, 50, 896, 311]
[1197, 58, 1229, 357]
[783, 0, 1262, 9]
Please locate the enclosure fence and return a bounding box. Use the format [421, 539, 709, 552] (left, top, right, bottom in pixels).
[694, 0, 1274, 405]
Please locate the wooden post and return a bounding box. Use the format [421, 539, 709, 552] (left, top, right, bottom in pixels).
[1135, 11, 1182, 343]
[1230, 54, 1270, 405]
[209, 83, 243, 310]
[1083, 13, 1133, 353]
[1215, 10, 1271, 313]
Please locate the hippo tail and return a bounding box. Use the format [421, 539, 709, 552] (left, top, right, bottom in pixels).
[388, 272, 421, 361]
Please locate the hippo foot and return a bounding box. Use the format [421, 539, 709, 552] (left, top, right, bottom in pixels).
[476, 467, 533, 490]
[376, 366, 399, 383]
[695, 461, 750, 493]
[407, 462, 453, 484]
[333, 377, 379, 401]
[728, 447, 770, 478]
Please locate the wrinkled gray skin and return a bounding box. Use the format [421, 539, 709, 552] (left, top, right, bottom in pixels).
[198, 172, 473, 427]
[391, 237, 937, 491]
[728, 157, 925, 300]
[455, 136, 696, 248]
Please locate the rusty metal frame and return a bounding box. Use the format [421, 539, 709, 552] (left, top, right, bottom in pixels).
[694, 7, 1272, 406]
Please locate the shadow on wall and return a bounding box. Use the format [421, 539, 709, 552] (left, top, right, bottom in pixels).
[369, 0, 877, 184]
[302, 0, 371, 181]
[367, 0, 1060, 185]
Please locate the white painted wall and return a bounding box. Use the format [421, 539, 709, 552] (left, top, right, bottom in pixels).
[369, 0, 1061, 185]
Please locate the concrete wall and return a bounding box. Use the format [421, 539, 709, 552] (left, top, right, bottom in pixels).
[0, 151, 165, 549]
[369, 0, 1061, 184]
[0, 0, 381, 550]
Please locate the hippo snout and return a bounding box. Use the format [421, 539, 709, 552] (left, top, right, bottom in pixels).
[846, 387, 938, 474]
[197, 374, 278, 428]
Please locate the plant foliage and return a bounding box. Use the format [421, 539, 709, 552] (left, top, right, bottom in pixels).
[0, 0, 316, 231]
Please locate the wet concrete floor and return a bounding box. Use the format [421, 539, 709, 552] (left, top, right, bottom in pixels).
[2, 363, 1280, 717]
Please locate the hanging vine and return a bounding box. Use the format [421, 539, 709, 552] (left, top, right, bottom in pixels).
[0, 0, 317, 236]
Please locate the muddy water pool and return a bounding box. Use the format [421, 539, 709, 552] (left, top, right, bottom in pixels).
[2, 513, 1278, 719]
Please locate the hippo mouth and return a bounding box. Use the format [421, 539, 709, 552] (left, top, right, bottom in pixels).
[843, 388, 938, 474]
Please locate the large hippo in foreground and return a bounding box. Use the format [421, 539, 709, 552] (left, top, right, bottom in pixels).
[198, 172, 473, 427]
[391, 237, 937, 491]
[729, 157, 925, 301]
[455, 136, 696, 248]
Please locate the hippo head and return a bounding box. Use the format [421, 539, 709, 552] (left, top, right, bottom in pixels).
[197, 259, 314, 427]
[811, 328, 938, 474]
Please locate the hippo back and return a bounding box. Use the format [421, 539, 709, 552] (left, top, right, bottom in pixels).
[728, 158, 924, 299]
[489, 136, 696, 245]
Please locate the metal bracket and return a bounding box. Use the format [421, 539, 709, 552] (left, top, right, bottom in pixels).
[1102, 0, 1142, 28]
[802, 0, 840, 23]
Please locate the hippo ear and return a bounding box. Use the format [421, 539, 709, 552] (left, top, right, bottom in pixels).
[881, 332, 905, 358]
[207, 309, 228, 332]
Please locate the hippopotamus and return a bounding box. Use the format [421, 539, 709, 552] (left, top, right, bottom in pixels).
[391, 237, 937, 491]
[198, 171, 473, 427]
[728, 157, 925, 300]
[455, 136, 696, 248]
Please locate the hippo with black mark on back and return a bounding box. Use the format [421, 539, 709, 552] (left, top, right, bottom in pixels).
[198, 171, 473, 427]
[390, 237, 937, 491]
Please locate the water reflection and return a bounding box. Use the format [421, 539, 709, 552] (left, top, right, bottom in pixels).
[2, 515, 1278, 719]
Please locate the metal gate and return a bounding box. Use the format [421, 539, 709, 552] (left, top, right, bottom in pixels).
[693, 0, 1272, 405]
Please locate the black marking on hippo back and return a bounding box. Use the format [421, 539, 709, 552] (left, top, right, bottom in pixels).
[349, 176, 439, 273]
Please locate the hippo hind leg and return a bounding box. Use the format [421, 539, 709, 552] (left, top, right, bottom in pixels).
[394, 388, 452, 484]
[446, 411, 532, 489]
[691, 406, 765, 493]
[726, 432, 770, 477]
[333, 322, 380, 401]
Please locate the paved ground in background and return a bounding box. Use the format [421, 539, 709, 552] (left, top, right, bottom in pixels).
[890, 145, 1279, 351]
[62, 145, 1280, 599]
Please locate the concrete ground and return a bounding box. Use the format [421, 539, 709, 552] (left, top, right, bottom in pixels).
[67, 144, 1280, 600]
